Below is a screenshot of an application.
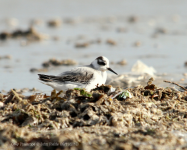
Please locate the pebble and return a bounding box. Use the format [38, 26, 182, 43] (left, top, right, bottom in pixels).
[184, 61, 187, 67]
[0, 55, 12, 60]
[75, 42, 90, 48]
[155, 28, 167, 34]
[0, 93, 4, 101]
[183, 73, 187, 76]
[30, 68, 48, 73]
[0, 102, 4, 108]
[41, 58, 77, 68]
[0, 32, 10, 40]
[47, 19, 62, 27]
[106, 39, 116, 45]
[30, 87, 37, 92]
[117, 60, 127, 65]
[134, 41, 141, 47]
[128, 16, 139, 23]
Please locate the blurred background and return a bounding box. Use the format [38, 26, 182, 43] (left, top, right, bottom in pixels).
[1, 0, 187, 94]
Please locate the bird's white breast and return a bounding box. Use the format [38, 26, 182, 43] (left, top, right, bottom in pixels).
[85, 70, 107, 91]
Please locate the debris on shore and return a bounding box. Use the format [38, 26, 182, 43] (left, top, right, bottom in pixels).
[47, 19, 62, 27]
[30, 58, 77, 73]
[42, 59, 77, 68]
[0, 55, 12, 60]
[1, 79, 187, 149]
[106, 39, 117, 45]
[117, 59, 127, 65]
[0, 27, 48, 42]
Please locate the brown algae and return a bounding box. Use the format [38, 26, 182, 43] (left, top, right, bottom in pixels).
[0, 80, 187, 149]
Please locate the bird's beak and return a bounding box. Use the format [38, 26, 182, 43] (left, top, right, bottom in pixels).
[107, 68, 118, 75]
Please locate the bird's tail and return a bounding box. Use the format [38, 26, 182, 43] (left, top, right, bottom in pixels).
[38, 74, 53, 82]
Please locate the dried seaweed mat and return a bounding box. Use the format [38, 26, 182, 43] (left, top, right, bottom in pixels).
[1, 80, 187, 150]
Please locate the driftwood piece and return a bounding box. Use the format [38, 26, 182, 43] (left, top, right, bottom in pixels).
[163, 80, 187, 91]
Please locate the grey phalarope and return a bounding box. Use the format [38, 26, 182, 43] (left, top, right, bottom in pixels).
[38, 56, 118, 92]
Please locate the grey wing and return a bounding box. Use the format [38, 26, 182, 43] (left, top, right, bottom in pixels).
[58, 67, 94, 84]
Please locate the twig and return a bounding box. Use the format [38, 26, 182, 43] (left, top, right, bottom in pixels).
[11, 89, 22, 101]
[111, 91, 123, 99]
[163, 80, 187, 91]
[32, 97, 50, 105]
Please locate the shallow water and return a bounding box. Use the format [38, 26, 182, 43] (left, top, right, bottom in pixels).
[1, 0, 187, 94]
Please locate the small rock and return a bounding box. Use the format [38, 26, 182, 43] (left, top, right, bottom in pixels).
[155, 28, 167, 34]
[183, 73, 187, 76]
[128, 16, 139, 23]
[0, 93, 4, 101]
[30, 68, 48, 73]
[42, 62, 50, 68]
[30, 87, 37, 91]
[0, 32, 10, 40]
[4, 55, 12, 59]
[0, 101, 4, 108]
[106, 39, 116, 45]
[11, 29, 24, 38]
[0, 55, 12, 60]
[42, 59, 77, 68]
[10, 27, 48, 42]
[47, 19, 62, 27]
[117, 59, 127, 65]
[75, 42, 90, 48]
[134, 41, 141, 47]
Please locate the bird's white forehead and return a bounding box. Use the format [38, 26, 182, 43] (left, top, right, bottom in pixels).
[90, 56, 110, 69]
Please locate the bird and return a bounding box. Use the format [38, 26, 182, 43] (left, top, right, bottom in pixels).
[38, 56, 118, 92]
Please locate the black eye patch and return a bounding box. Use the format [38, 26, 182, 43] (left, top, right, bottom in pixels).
[98, 60, 106, 66]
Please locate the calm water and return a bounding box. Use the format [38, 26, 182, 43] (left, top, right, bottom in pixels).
[1, 0, 187, 93]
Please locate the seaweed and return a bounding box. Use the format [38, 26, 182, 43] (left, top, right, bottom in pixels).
[1, 80, 187, 149]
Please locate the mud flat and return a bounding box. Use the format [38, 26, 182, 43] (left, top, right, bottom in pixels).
[0, 78, 187, 150]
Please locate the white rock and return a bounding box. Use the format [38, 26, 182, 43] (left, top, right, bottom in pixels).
[0, 102, 4, 108]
